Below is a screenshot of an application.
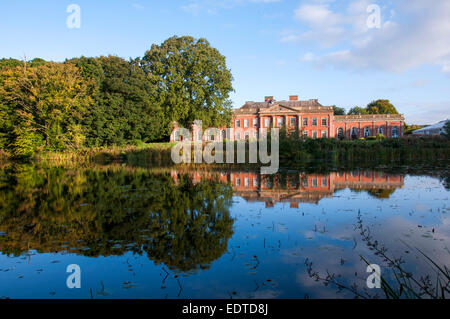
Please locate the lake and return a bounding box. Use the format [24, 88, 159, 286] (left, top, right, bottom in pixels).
[0, 163, 448, 299]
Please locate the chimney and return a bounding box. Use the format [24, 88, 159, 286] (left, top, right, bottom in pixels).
[289, 95, 298, 101]
[264, 96, 274, 102]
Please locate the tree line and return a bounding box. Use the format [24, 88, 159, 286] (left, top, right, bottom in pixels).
[0, 36, 234, 157]
[333, 99, 399, 116]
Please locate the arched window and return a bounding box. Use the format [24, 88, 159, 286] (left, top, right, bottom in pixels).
[337, 127, 344, 139]
[378, 126, 385, 135]
[364, 127, 371, 137]
[392, 127, 399, 138]
[351, 127, 358, 139]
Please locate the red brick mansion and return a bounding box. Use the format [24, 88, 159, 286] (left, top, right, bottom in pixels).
[171, 95, 404, 141]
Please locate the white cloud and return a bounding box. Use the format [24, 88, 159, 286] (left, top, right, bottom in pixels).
[286, 0, 450, 74]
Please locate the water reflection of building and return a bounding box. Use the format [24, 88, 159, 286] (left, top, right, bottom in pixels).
[171, 170, 404, 207]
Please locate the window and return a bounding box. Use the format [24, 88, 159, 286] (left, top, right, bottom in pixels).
[321, 130, 327, 138]
[253, 130, 258, 138]
[244, 119, 249, 128]
[290, 117, 296, 127]
[235, 120, 241, 128]
[312, 178, 318, 187]
[197, 131, 202, 141]
[312, 131, 318, 139]
[244, 132, 249, 140]
[351, 127, 358, 139]
[378, 126, 385, 135]
[303, 118, 308, 126]
[364, 127, 371, 137]
[322, 178, 327, 187]
[392, 127, 399, 138]
[236, 178, 241, 186]
[303, 130, 308, 137]
[312, 118, 318, 126]
[236, 132, 240, 140]
[277, 117, 284, 127]
[253, 178, 258, 187]
[253, 118, 258, 128]
[264, 118, 271, 128]
[337, 128, 344, 139]
[244, 177, 249, 187]
[321, 118, 327, 126]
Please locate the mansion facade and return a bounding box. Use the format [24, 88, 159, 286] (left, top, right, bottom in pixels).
[171, 95, 404, 141]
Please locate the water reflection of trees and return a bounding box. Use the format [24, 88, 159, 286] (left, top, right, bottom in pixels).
[0, 164, 234, 272]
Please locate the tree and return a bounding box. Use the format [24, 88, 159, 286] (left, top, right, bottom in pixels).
[332, 105, 346, 115]
[366, 99, 398, 114]
[0, 62, 93, 156]
[347, 106, 368, 115]
[141, 36, 234, 136]
[67, 56, 164, 146]
[0, 58, 46, 69]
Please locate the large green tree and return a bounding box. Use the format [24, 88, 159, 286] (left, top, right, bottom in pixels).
[366, 99, 398, 114]
[141, 36, 234, 135]
[347, 100, 398, 115]
[67, 56, 164, 146]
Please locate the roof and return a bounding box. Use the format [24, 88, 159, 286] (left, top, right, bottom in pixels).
[413, 120, 448, 133]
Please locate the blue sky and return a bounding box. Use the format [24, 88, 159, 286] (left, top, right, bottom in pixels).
[1, 0, 449, 124]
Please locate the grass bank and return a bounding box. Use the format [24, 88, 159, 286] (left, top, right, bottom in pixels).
[2, 136, 449, 169]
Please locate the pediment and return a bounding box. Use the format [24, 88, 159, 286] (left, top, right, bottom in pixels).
[259, 104, 298, 113]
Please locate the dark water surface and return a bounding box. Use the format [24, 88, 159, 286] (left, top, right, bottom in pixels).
[0, 164, 448, 299]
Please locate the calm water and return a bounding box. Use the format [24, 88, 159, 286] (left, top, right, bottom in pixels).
[0, 164, 448, 299]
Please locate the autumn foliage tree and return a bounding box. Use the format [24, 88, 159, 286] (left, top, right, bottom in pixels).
[0, 62, 93, 157]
